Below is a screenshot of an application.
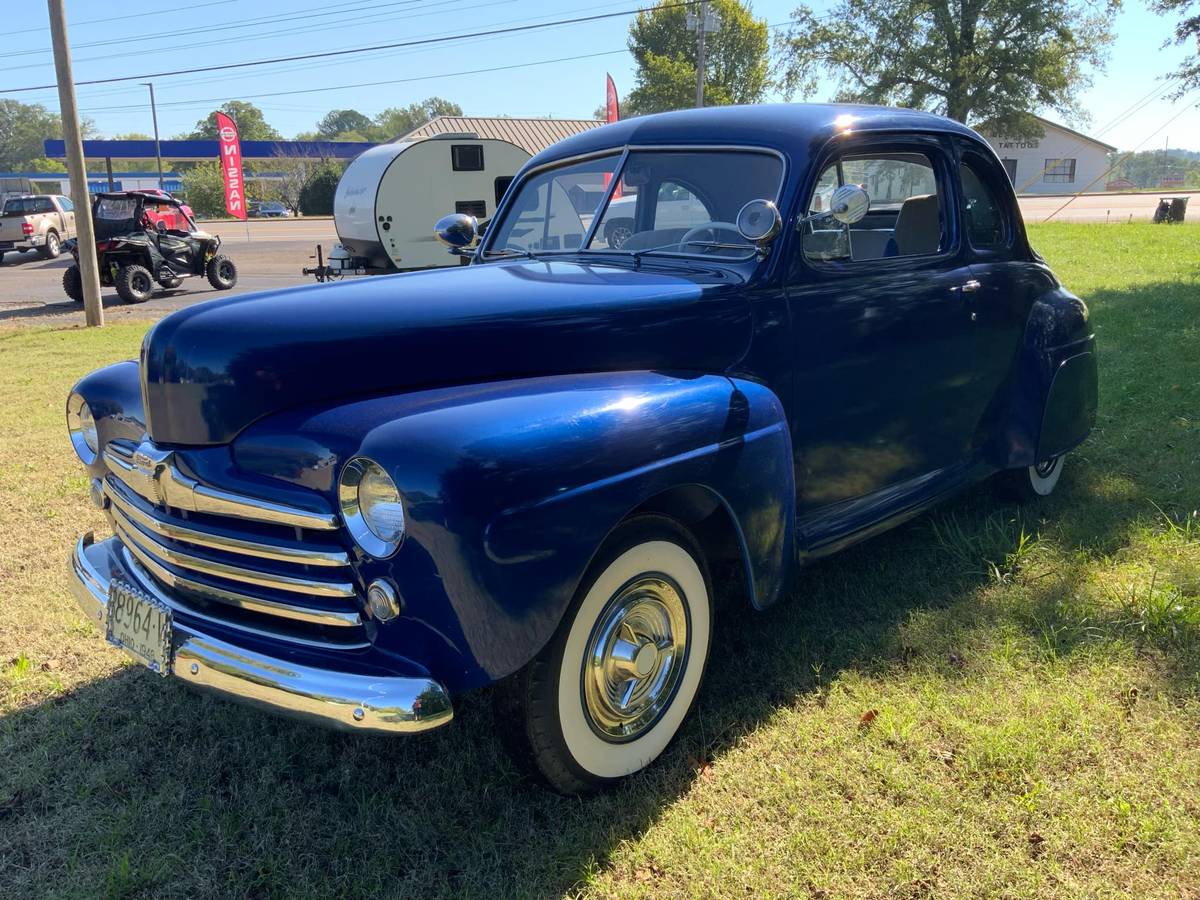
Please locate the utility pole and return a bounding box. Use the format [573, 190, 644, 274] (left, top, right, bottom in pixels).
[143, 82, 165, 191]
[687, 1, 720, 108]
[48, 0, 103, 326]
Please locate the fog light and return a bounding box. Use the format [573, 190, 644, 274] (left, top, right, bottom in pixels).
[367, 579, 402, 622]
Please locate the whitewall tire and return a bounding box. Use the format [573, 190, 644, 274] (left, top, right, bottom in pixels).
[996, 455, 1064, 502]
[499, 515, 712, 793]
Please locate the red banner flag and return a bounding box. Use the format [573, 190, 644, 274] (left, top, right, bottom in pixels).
[605, 73, 620, 124]
[215, 111, 247, 221]
[604, 74, 622, 200]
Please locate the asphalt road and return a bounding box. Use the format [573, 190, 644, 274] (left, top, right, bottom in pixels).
[1, 194, 1193, 327]
[0, 220, 337, 327]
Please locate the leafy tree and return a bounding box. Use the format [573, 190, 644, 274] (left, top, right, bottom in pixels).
[776, 0, 1120, 135]
[1152, 0, 1200, 92]
[187, 101, 282, 141]
[0, 99, 94, 170]
[179, 160, 226, 217]
[1107, 147, 1200, 188]
[316, 109, 373, 139]
[625, 0, 769, 116]
[370, 97, 464, 140]
[299, 164, 342, 215]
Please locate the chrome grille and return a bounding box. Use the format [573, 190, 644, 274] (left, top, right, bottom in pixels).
[102, 441, 365, 647]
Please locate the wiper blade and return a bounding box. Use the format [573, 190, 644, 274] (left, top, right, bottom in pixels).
[628, 240, 753, 268]
[480, 245, 536, 260]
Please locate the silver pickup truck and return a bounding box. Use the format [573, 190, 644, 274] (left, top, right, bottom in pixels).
[0, 194, 77, 262]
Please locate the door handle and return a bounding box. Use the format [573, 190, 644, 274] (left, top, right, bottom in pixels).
[955, 279, 981, 293]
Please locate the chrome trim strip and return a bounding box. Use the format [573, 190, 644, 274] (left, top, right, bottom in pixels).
[69, 535, 452, 735]
[112, 517, 362, 628]
[105, 478, 350, 569]
[111, 506, 356, 599]
[104, 442, 338, 531]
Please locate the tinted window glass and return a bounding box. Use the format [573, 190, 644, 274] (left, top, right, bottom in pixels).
[960, 159, 1008, 251]
[803, 152, 944, 262]
[451, 144, 484, 171]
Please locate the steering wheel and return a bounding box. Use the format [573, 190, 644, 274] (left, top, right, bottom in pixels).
[678, 222, 743, 253]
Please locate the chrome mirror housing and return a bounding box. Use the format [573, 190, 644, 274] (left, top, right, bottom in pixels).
[828, 184, 870, 225]
[736, 199, 782, 245]
[434, 213, 478, 249]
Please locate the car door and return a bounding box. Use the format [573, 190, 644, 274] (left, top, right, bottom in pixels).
[954, 144, 1033, 441]
[57, 196, 75, 236]
[786, 136, 984, 519]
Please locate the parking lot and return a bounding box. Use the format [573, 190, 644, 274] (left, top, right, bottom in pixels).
[0, 218, 336, 326]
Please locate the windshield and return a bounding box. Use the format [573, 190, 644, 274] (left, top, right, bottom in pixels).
[484, 149, 783, 261]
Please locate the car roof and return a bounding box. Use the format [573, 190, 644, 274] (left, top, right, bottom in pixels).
[95, 190, 184, 207]
[526, 103, 983, 169]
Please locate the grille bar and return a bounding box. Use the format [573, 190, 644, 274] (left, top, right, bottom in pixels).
[113, 515, 363, 629]
[106, 479, 350, 568]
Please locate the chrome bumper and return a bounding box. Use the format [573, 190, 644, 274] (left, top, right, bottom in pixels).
[69, 532, 453, 735]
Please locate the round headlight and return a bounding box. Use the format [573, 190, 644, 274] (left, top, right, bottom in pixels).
[66, 393, 98, 463]
[339, 457, 405, 557]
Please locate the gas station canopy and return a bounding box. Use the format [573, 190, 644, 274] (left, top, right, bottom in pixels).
[43, 139, 378, 162]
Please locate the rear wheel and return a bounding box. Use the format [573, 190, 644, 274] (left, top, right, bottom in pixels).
[206, 255, 238, 290]
[604, 219, 635, 250]
[62, 264, 83, 302]
[115, 264, 154, 304]
[498, 515, 713, 794]
[40, 230, 61, 259]
[995, 455, 1064, 502]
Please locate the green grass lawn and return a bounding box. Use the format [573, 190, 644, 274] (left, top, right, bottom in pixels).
[1, 222, 1197, 899]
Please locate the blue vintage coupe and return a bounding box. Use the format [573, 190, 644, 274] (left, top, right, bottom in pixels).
[66, 104, 1097, 793]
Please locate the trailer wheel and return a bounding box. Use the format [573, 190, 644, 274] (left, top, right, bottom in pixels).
[206, 255, 238, 290]
[115, 264, 154, 304]
[62, 264, 83, 303]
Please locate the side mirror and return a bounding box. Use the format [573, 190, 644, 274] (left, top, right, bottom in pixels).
[736, 199, 781, 245]
[828, 184, 869, 225]
[434, 213, 478, 249]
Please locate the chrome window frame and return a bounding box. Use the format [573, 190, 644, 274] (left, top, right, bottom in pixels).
[479, 144, 789, 263]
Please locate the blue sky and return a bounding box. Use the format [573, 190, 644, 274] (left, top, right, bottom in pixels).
[4, 0, 1198, 151]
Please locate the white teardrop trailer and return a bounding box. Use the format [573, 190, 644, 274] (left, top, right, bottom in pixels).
[303, 134, 530, 280]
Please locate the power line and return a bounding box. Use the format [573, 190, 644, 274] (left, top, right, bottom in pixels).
[0, 0, 432, 68]
[4, 0, 239, 37]
[0, 2, 699, 94]
[72, 50, 631, 115]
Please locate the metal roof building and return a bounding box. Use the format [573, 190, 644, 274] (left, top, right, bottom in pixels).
[399, 116, 602, 155]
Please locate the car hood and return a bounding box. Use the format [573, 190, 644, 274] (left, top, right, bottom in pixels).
[141, 258, 753, 445]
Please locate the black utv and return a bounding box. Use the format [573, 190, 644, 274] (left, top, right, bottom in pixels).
[63, 191, 238, 304]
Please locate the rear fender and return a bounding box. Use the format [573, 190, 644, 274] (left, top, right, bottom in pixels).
[235, 372, 794, 690]
[992, 286, 1097, 469]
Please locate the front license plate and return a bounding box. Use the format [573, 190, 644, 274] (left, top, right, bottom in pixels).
[106, 579, 173, 675]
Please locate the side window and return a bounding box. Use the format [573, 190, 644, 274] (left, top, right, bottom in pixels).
[802, 151, 944, 263]
[653, 181, 711, 230]
[959, 157, 1009, 251]
[36, 198, 55, 214]
[59, 196, 74, 212]
[451, 144, 484, 172]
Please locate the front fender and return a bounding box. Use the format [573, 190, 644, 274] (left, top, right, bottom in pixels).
[235, 372, 794, 691]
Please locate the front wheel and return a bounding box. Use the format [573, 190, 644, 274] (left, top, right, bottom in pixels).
[115, 264, 154, 304]
[995, 455, 1064, 502]
[206, 255, 238, 290]
[498, 515, 713, 794]
[62, 264, 83, 302]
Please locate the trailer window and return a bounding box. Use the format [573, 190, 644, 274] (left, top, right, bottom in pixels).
[456, 200, 487, 219]
[451, 144, 484, 171]
[494, 176, 514, 206]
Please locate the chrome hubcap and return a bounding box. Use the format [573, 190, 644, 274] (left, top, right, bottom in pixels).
[583, 575, 688, 741]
